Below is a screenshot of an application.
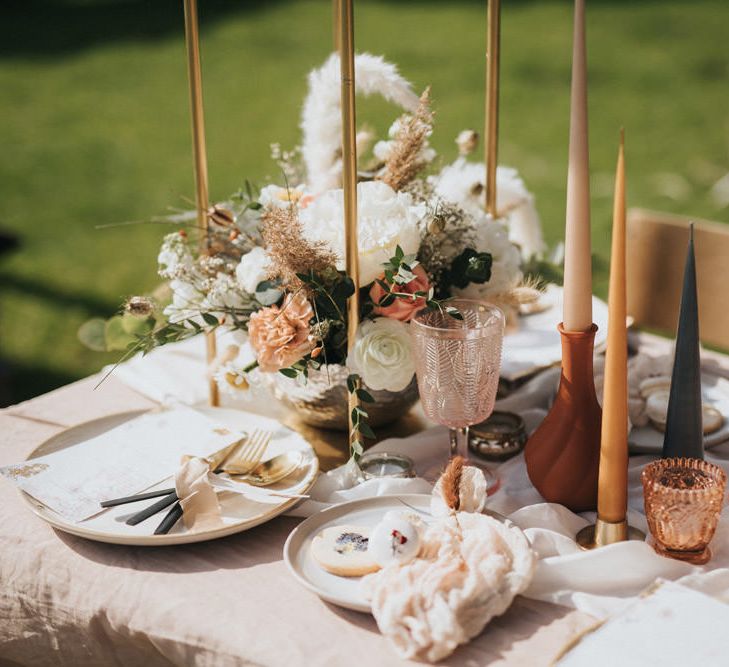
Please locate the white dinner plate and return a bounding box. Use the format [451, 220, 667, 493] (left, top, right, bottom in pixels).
[20, 407, 318, 546]
[629, 372, 729, 454]
[283, 494, 507, 613]
[501, 284, 609, 382]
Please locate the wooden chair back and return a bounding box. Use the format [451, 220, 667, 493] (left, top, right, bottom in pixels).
[626, 208, 729, 350]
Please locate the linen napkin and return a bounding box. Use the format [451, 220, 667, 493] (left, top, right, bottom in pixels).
[175, 457, 224, 531]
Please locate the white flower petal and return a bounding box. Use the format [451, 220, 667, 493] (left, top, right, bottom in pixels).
[349, 318, 415, 392]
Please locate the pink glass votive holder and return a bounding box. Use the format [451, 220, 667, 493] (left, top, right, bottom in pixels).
[642, 457, 727, 564]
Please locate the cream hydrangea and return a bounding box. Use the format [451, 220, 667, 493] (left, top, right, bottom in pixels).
[298, 181, 425, 286]
[235, 247, 272, 294]
[157, 232, 193, 278]
[349, 318, 415, 392]
[430, 158, 545, 259]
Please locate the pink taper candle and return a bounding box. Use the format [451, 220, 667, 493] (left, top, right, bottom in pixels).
[562, 0, 593, 332]
[597, 130, 628, 523]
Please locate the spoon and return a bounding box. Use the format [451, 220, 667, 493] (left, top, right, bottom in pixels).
[234, 450, 304, 486]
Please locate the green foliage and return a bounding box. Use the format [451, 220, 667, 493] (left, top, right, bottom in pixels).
[346, 373, 376, 461]
[445, 248, 493, 289]
[76, 318, 107, 352]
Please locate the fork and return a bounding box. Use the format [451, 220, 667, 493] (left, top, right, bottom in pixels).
[220, 428, 272, 475]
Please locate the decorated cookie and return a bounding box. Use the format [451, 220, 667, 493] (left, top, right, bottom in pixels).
[311, 525, 379, 577]
[382, 510, 427, 538]
[369, 515, 421, 568]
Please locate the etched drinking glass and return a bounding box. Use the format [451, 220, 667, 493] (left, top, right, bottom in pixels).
[410, 299, 505, 488]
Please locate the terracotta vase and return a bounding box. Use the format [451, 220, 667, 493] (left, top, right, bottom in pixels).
[524, 323, 602, 512]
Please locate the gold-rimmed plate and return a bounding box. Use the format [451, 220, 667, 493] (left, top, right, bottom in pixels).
[19, 407, 318, 546]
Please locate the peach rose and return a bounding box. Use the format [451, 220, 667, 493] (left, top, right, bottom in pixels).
[248, 292, 314, 372]
[370, 265, 431, 322]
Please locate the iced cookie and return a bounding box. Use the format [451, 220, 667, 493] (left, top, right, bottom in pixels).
[369, 515, 421, 568]
[311, 525, 379, 577]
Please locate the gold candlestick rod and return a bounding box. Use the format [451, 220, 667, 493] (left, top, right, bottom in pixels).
[485, 0, 501, 217]
[332, 0, 342, 53]
[183, 0, 219, 407]
[338, 0, 362, 451]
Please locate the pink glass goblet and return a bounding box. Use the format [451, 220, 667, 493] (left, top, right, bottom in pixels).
[410, 299, 505, 488]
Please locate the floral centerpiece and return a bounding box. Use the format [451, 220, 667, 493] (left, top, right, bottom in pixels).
[83, 54, 548, 452]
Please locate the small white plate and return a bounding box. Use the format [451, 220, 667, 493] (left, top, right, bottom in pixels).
[629, 373, 729, 454]
[20, 407, 318, 546]
[284, 494, 507, 613]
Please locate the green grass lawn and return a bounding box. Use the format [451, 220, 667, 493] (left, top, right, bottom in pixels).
[1, 0, 728, 405]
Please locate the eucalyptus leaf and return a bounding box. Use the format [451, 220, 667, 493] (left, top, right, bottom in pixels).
[77, 318, 108, 352]
[255, 282, 283, 306]
[105, 316, 136, 351]
[201, 313, 219, 327]
[121, 313, 154, 336]
[358, 422, 376, 440]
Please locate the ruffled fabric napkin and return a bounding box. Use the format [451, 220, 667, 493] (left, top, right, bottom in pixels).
[362, 511, 535, 662]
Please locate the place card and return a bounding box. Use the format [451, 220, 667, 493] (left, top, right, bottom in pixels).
[556, 581, 729, 665]
[0, 406, 244, 523]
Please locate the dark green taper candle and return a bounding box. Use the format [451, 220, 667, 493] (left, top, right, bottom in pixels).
[662, 224, 703, 459]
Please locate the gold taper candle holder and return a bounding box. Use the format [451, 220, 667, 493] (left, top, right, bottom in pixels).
[576, 518, 645, 550]
[484, 0, 501, 216]
[338, 0, 361, 450]
[183, 0, 219, 407]
[332, 0, 341, 53]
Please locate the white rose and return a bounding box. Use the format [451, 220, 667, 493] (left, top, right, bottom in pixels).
[236, 247, 272, 294]
[349, 318, 415, 392]
[452, 213, 522, 299]
[430, 158, 544, 259]
[298, 181, 424, 286]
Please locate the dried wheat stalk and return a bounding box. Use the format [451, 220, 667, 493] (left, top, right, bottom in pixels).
[260, 205, 337, 289]
[377, 87, 433, 192]
[441, 455, 465, 511]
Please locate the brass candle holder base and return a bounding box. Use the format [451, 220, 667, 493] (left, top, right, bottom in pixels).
[576, 518, 645, 550]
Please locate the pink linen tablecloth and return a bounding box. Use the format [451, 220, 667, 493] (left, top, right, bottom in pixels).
[0, 374, 596, 666]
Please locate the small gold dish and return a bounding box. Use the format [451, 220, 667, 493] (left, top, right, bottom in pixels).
[468, 411, 527, 462]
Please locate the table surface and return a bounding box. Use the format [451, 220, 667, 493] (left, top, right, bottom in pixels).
[5, 330, 717, 667]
